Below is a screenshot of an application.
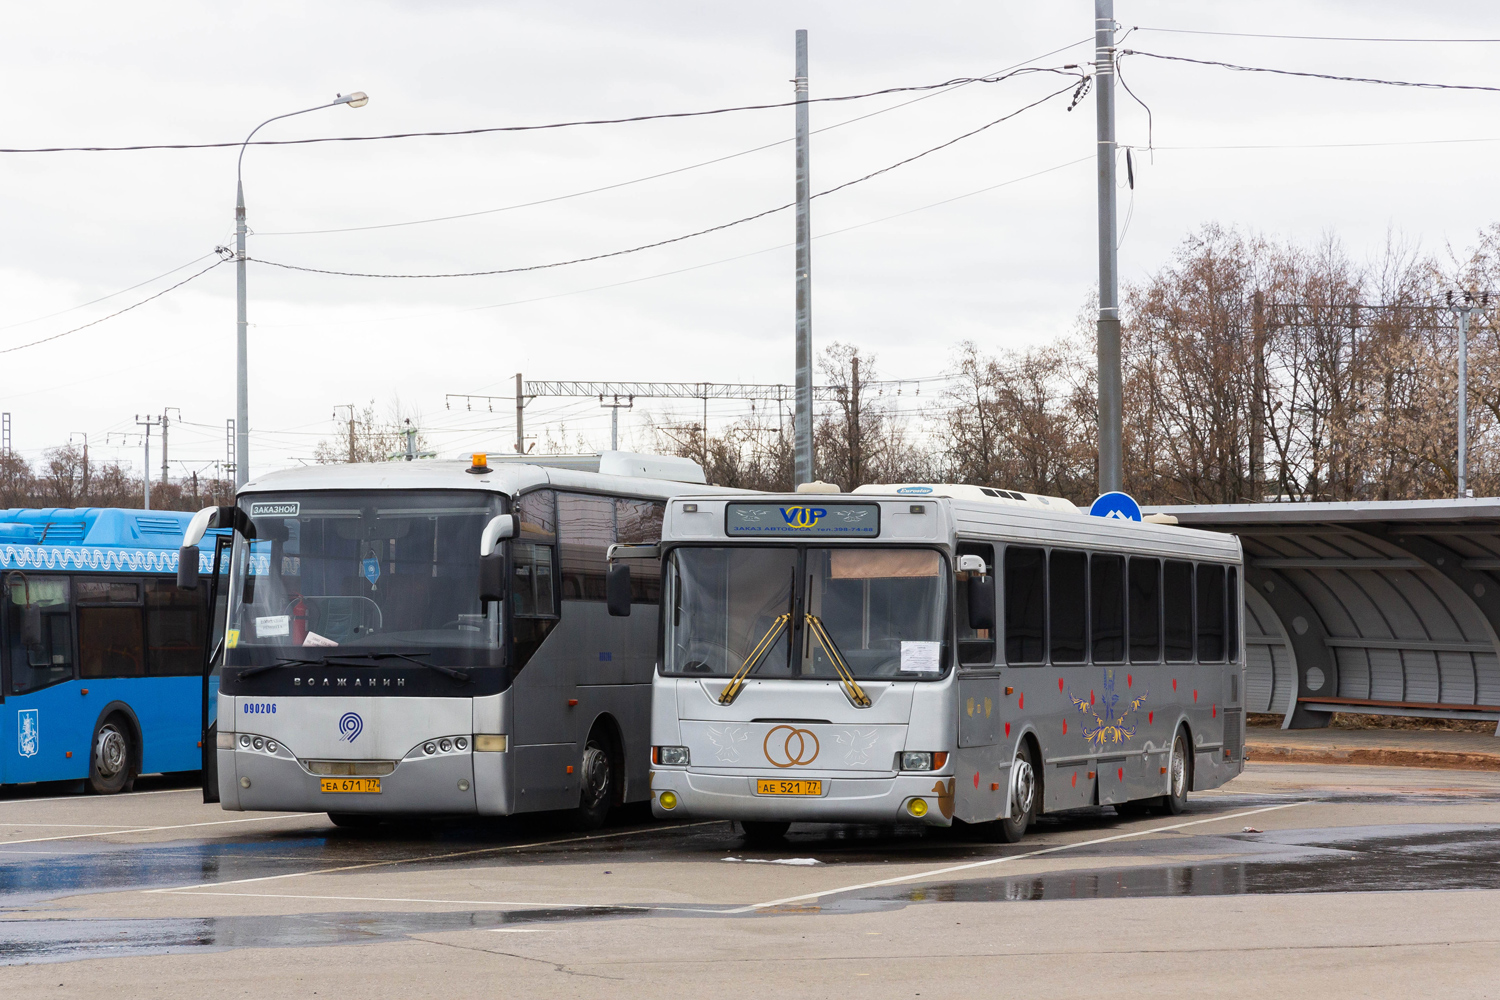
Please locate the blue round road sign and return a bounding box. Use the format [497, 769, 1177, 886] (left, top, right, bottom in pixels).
[1089, 491, 1142, 522]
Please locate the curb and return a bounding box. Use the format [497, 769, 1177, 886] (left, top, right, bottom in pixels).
[1246, 742, 1500, 772]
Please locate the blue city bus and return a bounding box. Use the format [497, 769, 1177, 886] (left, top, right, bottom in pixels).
[0, 508, 225, 794]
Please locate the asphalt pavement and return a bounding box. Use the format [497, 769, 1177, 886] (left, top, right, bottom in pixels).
[3, 762, 1499, 998]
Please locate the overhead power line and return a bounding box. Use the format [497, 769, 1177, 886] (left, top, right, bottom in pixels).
[1132, 26, 1500, 43]
[0, 252, 220, 332]
[245, 80, 1084, 281]
[0, 257, 228, 356]
[1120, 49, 1500, 94]
[0, 67, 1083, 154]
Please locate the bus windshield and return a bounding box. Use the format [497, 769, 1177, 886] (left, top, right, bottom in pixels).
[227, 490, 503, 658]
[663, 546, 948, 679]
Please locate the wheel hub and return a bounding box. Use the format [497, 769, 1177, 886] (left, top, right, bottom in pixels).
[581, 746, 610, 808]
[95, 726, 127, 779]
[1171, 739, 1187, 797]
[1011, 757, 1035, 816]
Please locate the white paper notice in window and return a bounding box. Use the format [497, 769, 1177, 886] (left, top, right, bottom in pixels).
[255, 615, 290, 638]
[900, 640, 941, 673]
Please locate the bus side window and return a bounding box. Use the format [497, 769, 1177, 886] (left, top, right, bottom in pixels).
[1003, 547, 1046, 664]
[1049, 550, 1087, 663]
[557, 493, 613, 602]
[615, 498, 665, 604]
[956, 542, 995, 666]
[513, 490, 557, 619]
[4, 575, 74, 693]
[1197, 564, 1226, 662]
[1090, 554, 1125, 663]
[1128, 557, 1161, 663]
[1164, 560, 1194, 662]
[145, 578, 205, 676]
[1227, 567, 1240, 661]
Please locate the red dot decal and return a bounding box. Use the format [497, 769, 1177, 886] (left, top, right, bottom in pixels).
[1127, 674, 1133, 687]
[1072, 772, 1078, 788]
[1062, 719, 1068, 735]
[1148, 711, 1154, 724]
[1058, 677, 1065, 691]
[1118, 767, 1124, 782]
[1172, 678, 1178, 691]
[1212, 704, 1218, 718]
[974, 772, 980, 789]
[1090, 690, 1095, 706]
[1194, 689, 1199, 702]
[1004, 722, 1011, 737]
[1019, 693, 1024, 709]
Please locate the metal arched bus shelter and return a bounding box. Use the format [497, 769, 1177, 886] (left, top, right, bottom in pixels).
[1145, 500, 1500, 735]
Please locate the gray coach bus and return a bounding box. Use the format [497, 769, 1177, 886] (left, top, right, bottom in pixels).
[181, 451, 718, 828]
[635, 484, 1246, 842]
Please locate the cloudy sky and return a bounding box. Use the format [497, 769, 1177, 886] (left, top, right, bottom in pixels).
[2, 1, 1498, 480]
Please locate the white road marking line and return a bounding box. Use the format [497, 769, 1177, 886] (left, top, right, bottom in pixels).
[147, 821, 722, 893]
[491, 928, 558, 933]
[0, 812, 313, 847]
[732, 801, 1310, 913]
[0, 787, 197, 807]
[157, 889, 723, 915]
[0, 823, 158, 828]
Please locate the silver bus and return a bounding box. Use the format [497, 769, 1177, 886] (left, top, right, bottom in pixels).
[636, 485, 1245, 842]
[178, 451, 716, 828]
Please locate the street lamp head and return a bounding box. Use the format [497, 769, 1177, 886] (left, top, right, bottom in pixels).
[338, 92, 369, 108]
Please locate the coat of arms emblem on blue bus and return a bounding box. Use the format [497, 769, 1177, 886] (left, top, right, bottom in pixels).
[17, 709, 39, 758]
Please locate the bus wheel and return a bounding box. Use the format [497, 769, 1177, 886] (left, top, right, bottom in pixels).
[89, 717, 134, 795]
[574, 737, 614, 830]
[740, 821, 790, 844]
[996, 741, 1038, 843]
[1160, 728, 1191, 815]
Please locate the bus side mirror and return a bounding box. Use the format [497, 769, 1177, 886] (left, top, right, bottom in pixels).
[178, 545, 201, 590]
[968, 575, 996, 633]
[606, 564, 632, 617]
[479, 554, 506, 603]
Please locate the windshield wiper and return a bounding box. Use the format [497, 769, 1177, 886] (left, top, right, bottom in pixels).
[238, 651, 469, 682]
[718, 613, 791, 706]
[804, 614, 872, 708]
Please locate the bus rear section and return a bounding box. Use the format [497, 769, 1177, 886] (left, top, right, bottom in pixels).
[648, 497, 962, 829]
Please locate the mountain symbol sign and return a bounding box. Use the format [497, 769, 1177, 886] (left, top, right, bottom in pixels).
[1089, 492, 1142, 522]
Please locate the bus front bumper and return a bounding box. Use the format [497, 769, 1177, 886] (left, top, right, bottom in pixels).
[217, 745, 511, 815]
[650, 769, 955, 827]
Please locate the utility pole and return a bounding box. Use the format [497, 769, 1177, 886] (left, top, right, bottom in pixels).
[1, 412, 9, 459]
[333, 404, 357, 462]
[515, 373, 528, 455]
[1450, 291, 1486, 498]
[1094, 0, 1123, 494]
[599, 394, 634, 451]
[161, 407, 180, 488]
[793, 28, 815, 487]
[69, 432, 90, 499]
[134, 414, 162, 510]
[1250, 291, 1266, 502]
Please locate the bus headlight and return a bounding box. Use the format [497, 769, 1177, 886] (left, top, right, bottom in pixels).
[654, 746, 690, 766]
[899, 751, 949, 771]
[659, 790, 679, 810]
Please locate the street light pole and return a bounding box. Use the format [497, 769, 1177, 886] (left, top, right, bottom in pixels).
[235, 92, 368, 489]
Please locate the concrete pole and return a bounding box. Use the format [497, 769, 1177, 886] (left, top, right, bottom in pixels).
[1459, 305, 1471, 497]
[793, 29, 815, 487]
[235, 181, 249, 489]
[160, 411, 169, 486]
[610, 405, 618, 451]
[1094, 0, 1123, 494]
[515, 373, 525, 454]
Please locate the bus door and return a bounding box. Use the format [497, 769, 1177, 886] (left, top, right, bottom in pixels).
[200, 533, 231, 803]
[2, 573, 80, 785]
[954, 543, 1003, 821]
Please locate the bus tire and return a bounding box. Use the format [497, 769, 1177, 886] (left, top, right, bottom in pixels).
[574, 736, 614, 831]
[740, 821, 790, 844]
[1160, 727, 1192, 815]
[996, 740, 1038, 843]
[88, 715, 134, 795]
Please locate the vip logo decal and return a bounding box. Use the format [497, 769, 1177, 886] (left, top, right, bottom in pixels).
[780, 506, 827, 529]
[706, 726, 747, 763]
[835, 728, 879, 765]
[1069, 668, 1148, 748]
[17, 709, 39, 758]
[338, 711, 364, 743]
